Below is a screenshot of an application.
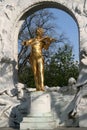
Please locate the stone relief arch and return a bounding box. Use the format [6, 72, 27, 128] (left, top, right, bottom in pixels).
[11, 0, 80, 84]
[0, 0, 87, 90]
[0, 0, 87, 128]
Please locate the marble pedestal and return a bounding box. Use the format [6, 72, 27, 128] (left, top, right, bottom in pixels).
[20, 91, 56, 130]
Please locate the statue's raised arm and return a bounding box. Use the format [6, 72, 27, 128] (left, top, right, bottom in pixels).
[41, 36, 56, 50]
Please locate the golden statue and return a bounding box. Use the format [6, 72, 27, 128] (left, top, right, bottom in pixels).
[22, 28, 55, 91]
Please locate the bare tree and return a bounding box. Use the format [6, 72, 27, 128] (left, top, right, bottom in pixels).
[18, 9, 70, 72]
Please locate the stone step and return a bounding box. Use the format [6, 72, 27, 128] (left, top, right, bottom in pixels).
[28, 112, 53, 117]
[20, 121, 56, 130]
[23, 116, 55, 122]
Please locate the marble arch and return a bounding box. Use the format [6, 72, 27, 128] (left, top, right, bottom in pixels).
[0, 0, 87, 128]
[0, 0, 87, 90]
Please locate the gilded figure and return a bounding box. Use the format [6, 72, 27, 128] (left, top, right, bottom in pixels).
[22, 28, 55, 91]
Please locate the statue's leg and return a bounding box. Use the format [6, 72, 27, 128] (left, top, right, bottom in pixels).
[0, 99, 12, 117]
[31, 58, 39, 90]
[70, 90, 82, 118]
[37, 58, 44, 91]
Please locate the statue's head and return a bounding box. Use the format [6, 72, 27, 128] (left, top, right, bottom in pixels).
[36, 27, 44, 37]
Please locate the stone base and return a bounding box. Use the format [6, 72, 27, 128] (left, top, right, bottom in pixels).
[20, 113, 56, 130]
[20, 91, 56, 130]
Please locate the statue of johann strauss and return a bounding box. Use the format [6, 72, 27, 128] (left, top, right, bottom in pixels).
[22, 27, 56, 91]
